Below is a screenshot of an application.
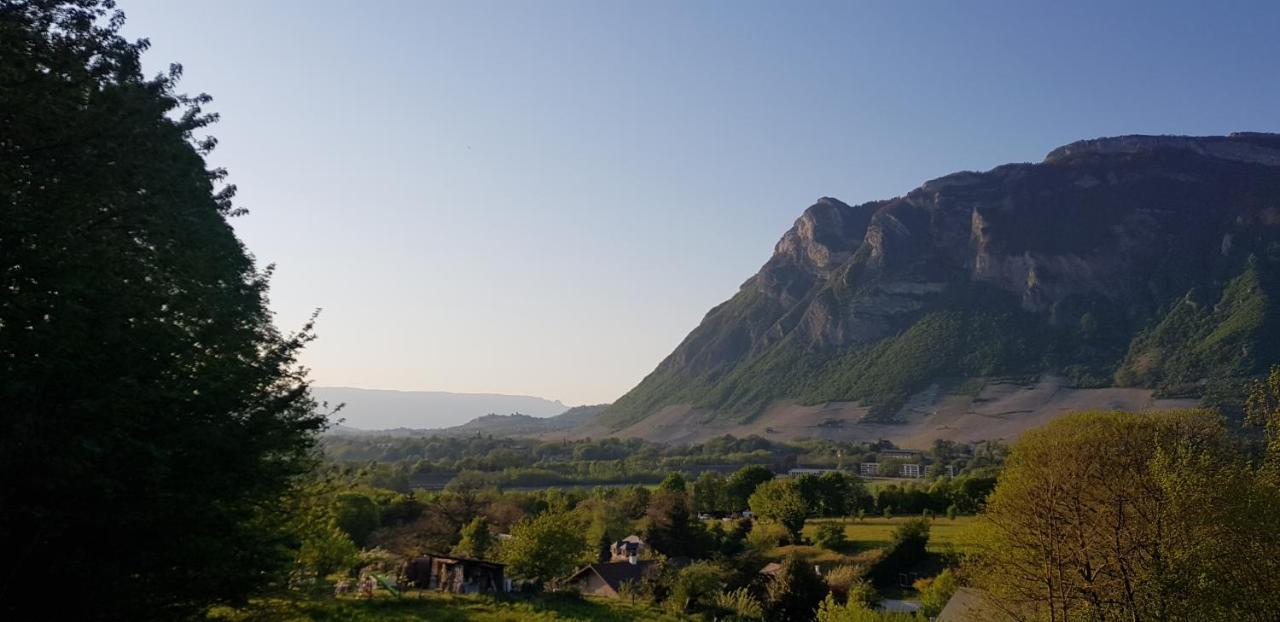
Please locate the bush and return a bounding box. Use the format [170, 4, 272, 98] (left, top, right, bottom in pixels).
[813, 522, 848, 551]
[915, 568, 959, 617]
[746, 521, 791, 550]
[712, 588, 764, 620]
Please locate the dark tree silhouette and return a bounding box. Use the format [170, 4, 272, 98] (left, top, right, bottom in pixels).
[0, 1, 326, 618]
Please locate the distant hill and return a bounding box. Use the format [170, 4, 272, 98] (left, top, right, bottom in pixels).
[594, 132, 1280, 443]
[313, 387, 567, 429]
[434, 404, 610, 437]
[325, 403, 609, 438]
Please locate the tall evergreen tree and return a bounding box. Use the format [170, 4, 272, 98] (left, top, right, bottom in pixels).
[0, 1, 325, 618]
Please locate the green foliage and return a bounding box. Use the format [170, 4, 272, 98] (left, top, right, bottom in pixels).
[796, 472, 867, 517]
[815, 594, 924, 622]
[889, 518, 930, 558]
[746, 521, 791, 551]
[969, 409, 1280, 620]
[813, 522, 847, 551]
[453, 516, 495, 560]
[643, 488, 702, 558]
[0, 3, 326, 618]
[502, 511, 588, 586]
[749, 479, 809, 540]
[692, 471, 728, 513]
[727, 465, 775, 510]
[915, 568, 958, 618]
[712, 588, 765, 620]
[658, 472, 687, 493]
[764, 555, 829, 622]
[667, 561, 728, 613]
[334, 493, 382, 547]
[292, 515, 360, 581]
[1247, 364, 1280, 478]
[1118, 263, 1279, 394]
[211, 591, 689, 622]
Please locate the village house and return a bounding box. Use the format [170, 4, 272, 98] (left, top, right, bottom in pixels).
[402, 553, 508, 594]
[609, 535, 645, 561]
[567, 558, 658, 599]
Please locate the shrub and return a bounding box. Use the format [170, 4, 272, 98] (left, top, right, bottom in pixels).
[813, 522, 848, 551]
[746, 521, 791, 550]
[712, 587, 765, 620]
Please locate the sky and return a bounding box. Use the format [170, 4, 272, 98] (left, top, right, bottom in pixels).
[120, 0, 1280, 408]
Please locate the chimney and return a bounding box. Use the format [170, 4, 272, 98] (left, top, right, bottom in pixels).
[629, 554, 638, 565]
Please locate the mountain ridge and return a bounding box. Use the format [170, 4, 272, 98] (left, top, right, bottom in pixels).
[599, 132, 1280, 437]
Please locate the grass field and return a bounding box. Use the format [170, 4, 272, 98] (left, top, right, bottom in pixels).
[804, 515, 981, 555]
[771, 515, 981, 570]
[208, 592, 688, 622]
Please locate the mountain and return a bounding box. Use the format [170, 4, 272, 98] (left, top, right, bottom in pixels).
[313, 387, 567, 429]
[594, 132, 1280, 444]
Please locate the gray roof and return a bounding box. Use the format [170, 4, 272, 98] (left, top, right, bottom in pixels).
[936, 588, 986, 622]
[569, 560, 657, 593]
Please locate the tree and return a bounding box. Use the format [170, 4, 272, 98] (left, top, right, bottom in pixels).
[727, 465, 774, 510]
[453, 516, 495, 560]
[764, 554, 828, 622]
[333, 492, 381, 548]
[1247, 365, 1280, 479]
[502, 511, 588, 586]
[0, 2, 325, 618]
[968, 409, 1280, 621]
[749, 479, 808, 540]
[667, 561, 728, 612]
[890, 518, 930, 561]
[643, 486, 701, 557]
[693, 471, 728, 514]
[659, 472, 687, 493]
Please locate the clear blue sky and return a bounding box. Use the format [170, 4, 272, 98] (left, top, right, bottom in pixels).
[121, 0, 1280, 407]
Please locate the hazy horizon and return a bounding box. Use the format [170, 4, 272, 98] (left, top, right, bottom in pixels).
[118, 0, 1280, 407]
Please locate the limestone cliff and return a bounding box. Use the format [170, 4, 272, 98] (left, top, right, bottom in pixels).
[602, 133, 1280, 430]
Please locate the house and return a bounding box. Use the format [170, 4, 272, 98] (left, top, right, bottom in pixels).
[858, 462, 880, 477]
[402, 553, 507, 594]
[567, 558, 658, 598]
[610, 535, 645, 561]
[899, 463, 923, 478]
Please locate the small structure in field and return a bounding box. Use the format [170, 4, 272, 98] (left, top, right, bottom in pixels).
[402, 553, 507, 594]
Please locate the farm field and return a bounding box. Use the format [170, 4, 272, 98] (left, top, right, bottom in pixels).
[767, 515, 980, 573]
[804, 515, 980, 555]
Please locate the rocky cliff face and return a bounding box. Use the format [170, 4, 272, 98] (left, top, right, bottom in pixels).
[602, 133, 1280, 430]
